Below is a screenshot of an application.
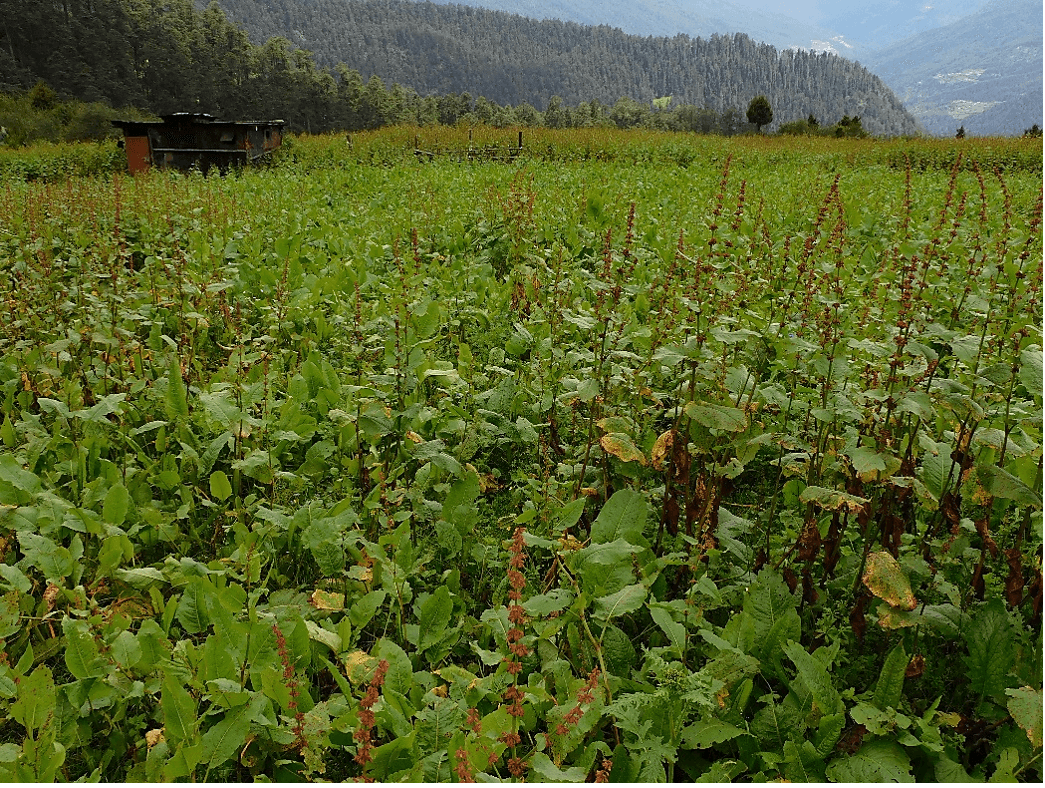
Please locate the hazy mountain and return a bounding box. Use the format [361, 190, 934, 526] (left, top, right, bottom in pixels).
[861, 0, 1042, 136]
[813, 0, 990, 50]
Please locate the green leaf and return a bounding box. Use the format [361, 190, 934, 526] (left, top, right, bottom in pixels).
[684, 402, 747, 432]
[847, 446, 889, 481]
[209, 471, 233, 502]
[102, 483, 130, 525]
[111, 630, 142, 670]
[975, 465, 1041, 508]
[783, 739, 826, 782]
[782, 640, 842, 716]
[372, 639, 414, 700]
[826, 740, 914, 782]
[1006, 686, 1043, 748]
[649, 603, 687, 655]
[593, 583, 646, 621]
[10, 666, 55, 734]
[964, 599, 1015, 702]
[18, 532, 74, 582]
[162, 671, 198, 742]
[416, 586, 453, 651]
[200, 692, 264, 768]
[61, 618, 107, 679]
[590, 489, 648, 545]
[743, 570, 800, 671]
[530, 752, 586, 782]
[166, 358, 189, 419]
[76, 393, 126, 423]
[872, 643, 908, 711]
[1018, 346, 1043, 398]
[350, 590, 386, 629]
[0, 563, 32, 594]
[176, 579, 213, 635]
[681, 719, 745, 749]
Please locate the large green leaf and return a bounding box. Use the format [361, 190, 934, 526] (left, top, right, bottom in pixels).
[176, 578, 214, 635]
[416, 586, 453, 650]
[590, 489, 648, 545]
[743, 570, 800, 671]
[783, 739, 826, 782]
[166, 357, 189, 419]
[199, 692, 264, 769]
[872, 643, 908, 711]
[102, 482, 130, 525]
[9, 666, 55, 734]
[162, 671, 198, 742]
[964, 599, 1015, 702]
[61, 618, 107, 680]
[684, 402, 748, 432]
[1019, 346, 1043, 398]
[826, 740, 914, 782]
[1006, 686, 1043, 748]
[975, 465, 1041, 509]
[681, 719, 746, 749]
[593, 583, 646, 621]
[782, 640, 843, 716]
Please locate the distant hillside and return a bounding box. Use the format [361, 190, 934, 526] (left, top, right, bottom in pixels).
[862, 0, 1042, 136]
[815, 0, 990, 51]
[208, 0, 919, 135]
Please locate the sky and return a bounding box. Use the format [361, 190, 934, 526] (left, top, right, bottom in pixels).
[723, 0, 824, 24]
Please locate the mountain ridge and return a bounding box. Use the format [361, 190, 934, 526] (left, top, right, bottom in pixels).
[208, 0, 919, 135]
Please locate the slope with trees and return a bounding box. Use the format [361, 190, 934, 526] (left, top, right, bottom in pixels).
[205, 0, 918, 136]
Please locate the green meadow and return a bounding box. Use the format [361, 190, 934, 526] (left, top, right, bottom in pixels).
[0, 128, 1041, 781]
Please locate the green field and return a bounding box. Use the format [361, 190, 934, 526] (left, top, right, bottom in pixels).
[0, 128, 1042, 782]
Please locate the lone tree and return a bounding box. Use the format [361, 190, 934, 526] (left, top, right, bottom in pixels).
[746, 95, 773, 132]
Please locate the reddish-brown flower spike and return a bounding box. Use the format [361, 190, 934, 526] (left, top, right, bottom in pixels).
[454, 749, 475, 782]
[498, 731, 521, 748]
[466, 707, 482, 735]
[504, 659, 522, 675]
[507, 757, 527, 777]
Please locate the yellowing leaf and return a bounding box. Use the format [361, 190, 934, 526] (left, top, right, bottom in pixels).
[651, 429, 675, 471]
[1006, 686, 1043, 748]
[599, 433, 646, 465]
[863, 552, 917, 611]
[344, 650, 378, 684]
[310, 589, 345, 611]
[800, 485, 869, 513]
[877, 605, 920, 630]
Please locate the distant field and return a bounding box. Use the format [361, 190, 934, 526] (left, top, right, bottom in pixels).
[0, 128, 1041, 782]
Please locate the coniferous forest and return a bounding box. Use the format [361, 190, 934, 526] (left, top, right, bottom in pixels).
[0, 0, 918, 139]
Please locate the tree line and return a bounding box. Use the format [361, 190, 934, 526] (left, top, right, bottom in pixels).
[0, 0, 908, 144]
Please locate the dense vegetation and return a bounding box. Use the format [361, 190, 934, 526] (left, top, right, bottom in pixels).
[0, 129, 1041, 781]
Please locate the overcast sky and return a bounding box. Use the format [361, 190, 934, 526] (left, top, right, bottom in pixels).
[725, 0, 824, 24]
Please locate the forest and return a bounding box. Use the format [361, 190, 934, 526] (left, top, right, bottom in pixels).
[0, 0, 917, 141]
